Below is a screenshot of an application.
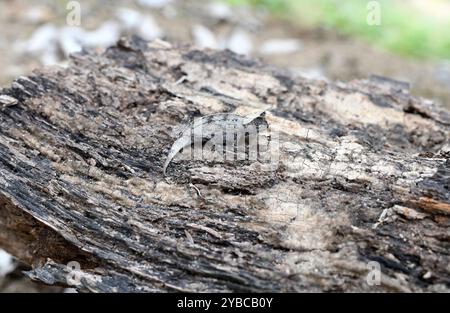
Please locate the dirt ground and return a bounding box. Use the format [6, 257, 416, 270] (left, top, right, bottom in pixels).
[0, 0, 449, 292]
[1, 0, 449, 107]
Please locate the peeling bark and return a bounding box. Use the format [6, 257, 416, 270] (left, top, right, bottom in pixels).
[0, 37, 449, 292]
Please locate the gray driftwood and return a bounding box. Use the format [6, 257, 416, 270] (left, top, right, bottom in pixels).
[0, 37, 449, 292]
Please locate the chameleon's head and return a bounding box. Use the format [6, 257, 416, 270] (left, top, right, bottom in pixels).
[242, 111, 268, 130]
[242, 111, 266, 125]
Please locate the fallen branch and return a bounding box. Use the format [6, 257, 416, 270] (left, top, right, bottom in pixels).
[0, 37, 449, 292]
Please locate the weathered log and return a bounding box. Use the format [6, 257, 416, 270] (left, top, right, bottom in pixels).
[0, 36, 449, 292]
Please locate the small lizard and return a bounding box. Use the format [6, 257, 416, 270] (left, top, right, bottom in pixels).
[163, 111, 267, 175]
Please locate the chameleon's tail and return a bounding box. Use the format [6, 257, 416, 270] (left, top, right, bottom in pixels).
[162, 159, 169, 175]
[163, 148, 178, 175]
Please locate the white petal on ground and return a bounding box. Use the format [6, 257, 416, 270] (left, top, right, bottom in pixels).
[22, 21, 120, 64]
[260, 38, 303, 55]
[192, 24, 218, 49]
[138, 0, 174, 8]
[116, 9, 162, 40]
[0, 249, 15, 277]
[81, 21, 121, 47]
[40, 48, 59, 65]
[207, 2, 233, 21]
[26, 24, 58, 54]
[137, 15, 163, 40]
[59, 26, 84, 55]
[116, 7, 142, 29]
[226, 29, 252, 55]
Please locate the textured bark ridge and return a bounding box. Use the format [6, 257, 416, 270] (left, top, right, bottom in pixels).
[0, 36, 449, 292]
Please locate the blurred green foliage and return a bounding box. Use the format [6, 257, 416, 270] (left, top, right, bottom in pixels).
[227, 0, 288, 12]
[226, 0, 450, 59]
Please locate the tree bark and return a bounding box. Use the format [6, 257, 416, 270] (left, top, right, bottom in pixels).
[0, 36, 449, 292]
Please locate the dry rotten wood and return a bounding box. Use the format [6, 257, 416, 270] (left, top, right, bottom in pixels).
[0, 36, 449, 292]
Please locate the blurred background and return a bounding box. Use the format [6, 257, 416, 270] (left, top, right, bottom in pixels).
[0, 0, 449, 292]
